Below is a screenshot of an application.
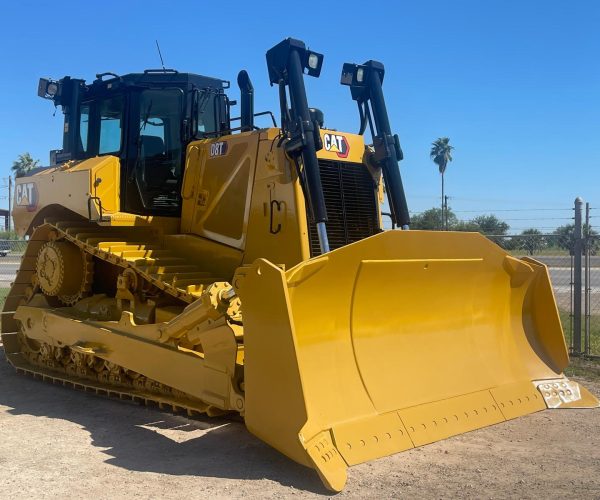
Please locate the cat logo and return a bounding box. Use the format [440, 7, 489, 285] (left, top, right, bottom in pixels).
[323, 133, 349, 158]
[15, 182, 38, 211]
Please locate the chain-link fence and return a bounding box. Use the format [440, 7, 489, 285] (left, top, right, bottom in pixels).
[585, 234, 599, 357]
[487, 205, 599, 359]
[0, 240, 27, 304]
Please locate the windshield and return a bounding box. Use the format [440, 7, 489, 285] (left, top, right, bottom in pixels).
[135, 88, 184, 210]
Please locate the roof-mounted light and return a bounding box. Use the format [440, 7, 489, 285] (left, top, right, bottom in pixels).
[305, 51, 323, 76]
[356, 67, 364, 83]
[340, 61, 386, 102]
[37, 78, 61, 100]
[266, 38, 324, 85]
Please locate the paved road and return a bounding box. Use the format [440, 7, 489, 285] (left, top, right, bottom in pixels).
[550, 267, 600, 292]
[0, 258, 20, 286]
[536, 255, 600, 268]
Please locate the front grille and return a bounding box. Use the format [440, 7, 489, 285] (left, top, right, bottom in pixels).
[307, 160, 380, 257]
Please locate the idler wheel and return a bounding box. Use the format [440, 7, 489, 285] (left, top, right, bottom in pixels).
[36, 240, 93, 304]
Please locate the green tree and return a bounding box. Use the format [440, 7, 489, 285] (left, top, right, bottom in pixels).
[553, 224, 599, 255]
[471, 214, 510, 235]
[410, 207, 458, 230]
[409, 209, 512, 237]
[11, 152, 40, 178]
[430, 137, 454, 230]
[453, 220, 479, 232]
[518, 228, 547, 255]
[0, 230, 20, 240]
[467, 214, 510, 248]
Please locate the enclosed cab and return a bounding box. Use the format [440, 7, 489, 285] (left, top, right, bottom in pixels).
[38, 70, 230, 216]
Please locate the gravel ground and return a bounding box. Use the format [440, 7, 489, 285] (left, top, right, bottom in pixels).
[0, 347, 598, 499]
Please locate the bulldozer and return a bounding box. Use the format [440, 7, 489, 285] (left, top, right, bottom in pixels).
[2, 38, 597, 491]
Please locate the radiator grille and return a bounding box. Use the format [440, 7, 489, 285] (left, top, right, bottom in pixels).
[307, 160, 380, 257]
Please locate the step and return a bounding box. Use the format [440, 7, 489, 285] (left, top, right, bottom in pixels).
[64, 226, 143, 236]
[99, 243, 163, 253]
[132, 257, 188, 267]
[86, 237, 149, 247]
[173, 278, 217, 288]
[120, 249, 173, 259]
[151, 272, 213, 283]
[137, 264, 199, 275]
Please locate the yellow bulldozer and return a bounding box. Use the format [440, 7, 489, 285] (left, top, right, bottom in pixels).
[2, 38, 597, 491]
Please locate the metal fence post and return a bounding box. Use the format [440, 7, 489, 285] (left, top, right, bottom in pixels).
[573, 197, 583, 354]
[584, 202, 590, 355]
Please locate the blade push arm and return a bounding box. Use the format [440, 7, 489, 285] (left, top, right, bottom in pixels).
[341, 61, 410, 229]
[266, 38, 330, 253]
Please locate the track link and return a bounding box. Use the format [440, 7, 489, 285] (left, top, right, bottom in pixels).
[1, 220, 234, 417]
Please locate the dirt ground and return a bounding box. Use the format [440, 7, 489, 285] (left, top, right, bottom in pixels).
[0, 349, 598, 500]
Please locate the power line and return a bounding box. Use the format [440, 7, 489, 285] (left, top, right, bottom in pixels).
[452, 208, 572, 213]
[493, 217, 573, 221]
[508, 227, 571, 230]
[409, 211, 573, 221]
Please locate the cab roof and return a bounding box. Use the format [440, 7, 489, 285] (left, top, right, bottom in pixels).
[87, 69, 229, 94]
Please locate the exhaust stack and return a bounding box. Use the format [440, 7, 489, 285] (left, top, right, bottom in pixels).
[237, 70, 254, 131]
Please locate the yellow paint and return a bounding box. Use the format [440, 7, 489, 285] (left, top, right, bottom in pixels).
[242, 128, 310, 267]
[15, 304, 243, 409]
[164, 233, 243, 280]
[398, 390, 504, 447]
[13, 164, 91, 235]
[14, 128, 374, 272]
[181, 132, 259, 249]
[12, 155, 182, 236]
[180, 128, 315, 270]
[236, 230, 598, 491]
[7, 124, 598, 493]
[331, 411, 413, 465]
[12, 156, 119, 234]
[89, 156, 120, 213]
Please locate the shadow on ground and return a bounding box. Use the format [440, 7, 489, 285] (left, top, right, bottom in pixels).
[0, 347, 329, 494]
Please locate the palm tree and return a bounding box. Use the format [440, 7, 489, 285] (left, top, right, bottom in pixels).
[11, 152, 40, 178]
[430, 137, 454, 230]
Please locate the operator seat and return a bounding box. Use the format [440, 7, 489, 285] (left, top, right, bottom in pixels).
[140, 135, 169, 189]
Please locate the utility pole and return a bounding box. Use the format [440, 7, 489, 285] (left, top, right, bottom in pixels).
[444, 195, 449, 230]
[7, 175, 12, 232]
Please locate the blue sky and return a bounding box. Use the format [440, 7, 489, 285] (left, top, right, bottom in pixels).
[0, 0, 598, 232]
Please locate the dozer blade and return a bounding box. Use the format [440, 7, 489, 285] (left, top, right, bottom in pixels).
[236, 230, 599, 491]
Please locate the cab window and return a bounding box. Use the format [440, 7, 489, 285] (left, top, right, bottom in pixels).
[79, 103, 90, 154]
[196, 90, 217, 136]
[99, 96, 123, 154]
